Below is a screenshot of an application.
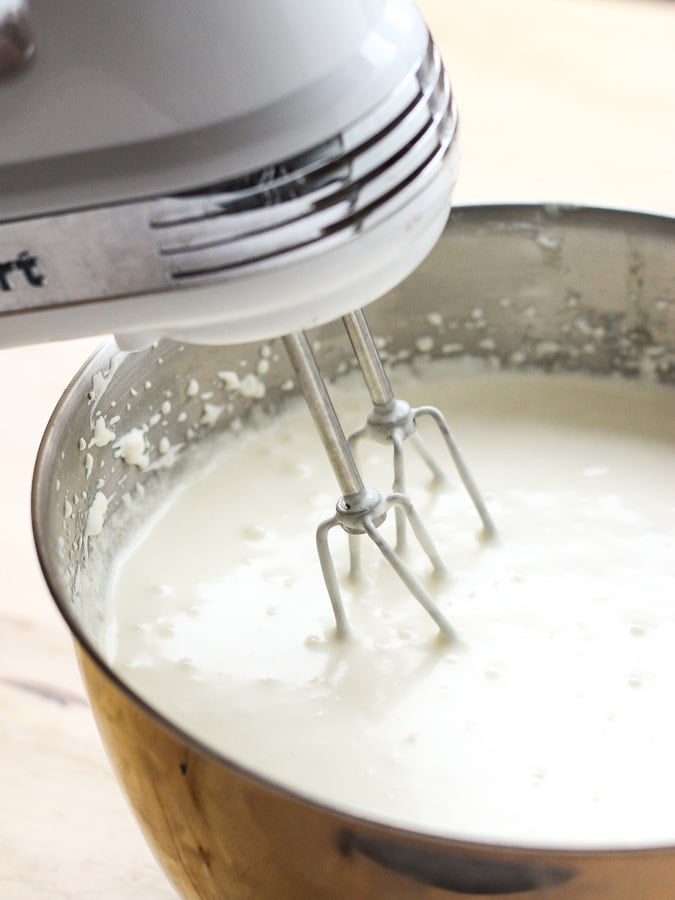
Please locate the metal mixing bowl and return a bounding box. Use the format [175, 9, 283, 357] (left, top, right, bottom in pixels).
[33, 205, 675, 898]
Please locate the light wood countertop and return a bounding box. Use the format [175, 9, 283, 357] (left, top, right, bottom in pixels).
[1, 1, 673, 896]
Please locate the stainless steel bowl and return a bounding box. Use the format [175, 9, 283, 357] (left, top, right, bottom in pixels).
[33, 205, 675, 898]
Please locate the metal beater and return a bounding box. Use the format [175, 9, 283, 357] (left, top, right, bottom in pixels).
[283, 308, 495, 640]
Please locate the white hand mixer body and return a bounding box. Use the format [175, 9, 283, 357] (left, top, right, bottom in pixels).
[0, 0, 456, 348]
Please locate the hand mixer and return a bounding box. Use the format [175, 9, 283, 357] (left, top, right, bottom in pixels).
[0, 0, 494, 637]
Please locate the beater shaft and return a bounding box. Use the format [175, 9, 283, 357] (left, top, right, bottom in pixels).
[343, 308, 393, 406]
[282, 332, 363, 499]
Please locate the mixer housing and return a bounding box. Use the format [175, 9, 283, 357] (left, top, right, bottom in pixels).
[0, 0, 459, 348]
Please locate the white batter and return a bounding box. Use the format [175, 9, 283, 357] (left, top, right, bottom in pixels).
[102, 364, 675, 849]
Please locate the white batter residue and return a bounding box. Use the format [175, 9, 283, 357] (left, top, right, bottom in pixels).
[102, 366, 675, 849]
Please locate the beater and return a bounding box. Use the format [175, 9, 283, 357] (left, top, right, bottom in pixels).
[343, 308, 497, 555]
[0, 0, 494, 636]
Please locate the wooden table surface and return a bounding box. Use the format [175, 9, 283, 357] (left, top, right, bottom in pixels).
[1, 1, 673, 896]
